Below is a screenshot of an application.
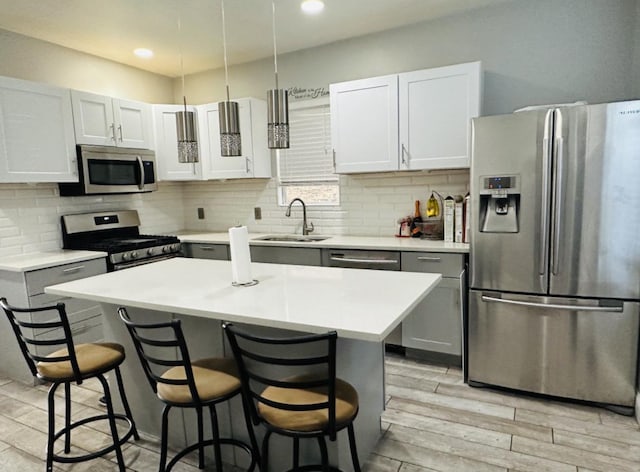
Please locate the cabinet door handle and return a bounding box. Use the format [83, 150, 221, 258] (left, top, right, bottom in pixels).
[401, 143, 407, 166]
[417, 256, 441, 262]
[245, 157, 250, 173]
[62, 265, 85, 273]
[199, 246, 217, 251]
[332, 149, 336, 172]
[71, 324, 90, 335]
[117, 124, 123, 142]
[110, 123, 116, 141]
[330, 256, 398, 265]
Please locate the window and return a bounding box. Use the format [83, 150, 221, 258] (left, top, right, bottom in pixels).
[277, 99, 339, 205]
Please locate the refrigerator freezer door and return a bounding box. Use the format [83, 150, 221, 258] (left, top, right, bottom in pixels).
[470, 110, 552, 293]
[550, 101, 640, 299]
[468, 290, 639, 407]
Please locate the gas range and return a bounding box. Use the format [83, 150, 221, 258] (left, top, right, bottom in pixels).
[61, 210, 181, 271]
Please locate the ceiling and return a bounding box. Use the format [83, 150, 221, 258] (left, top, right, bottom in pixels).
[0, 0, 511, 78]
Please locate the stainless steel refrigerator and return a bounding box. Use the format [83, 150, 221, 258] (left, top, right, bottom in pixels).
[468, 100, 640, 413]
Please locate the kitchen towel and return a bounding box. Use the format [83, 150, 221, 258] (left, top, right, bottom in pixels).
[228, 226, 253, 284]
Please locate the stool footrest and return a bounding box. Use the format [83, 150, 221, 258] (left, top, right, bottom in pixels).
[51, 413, 136, 464]
[166, 437, 257, 472]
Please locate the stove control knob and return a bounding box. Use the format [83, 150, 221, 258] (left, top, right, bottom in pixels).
[122, 252, 130, 261]
[147, 248, 154, 256]
[130, 251, 138, 259]
[162, 245, 170, 254]
[172, 243, 181, 251]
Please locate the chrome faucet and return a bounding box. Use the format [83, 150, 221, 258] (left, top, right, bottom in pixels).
[285, 198, 314, 235]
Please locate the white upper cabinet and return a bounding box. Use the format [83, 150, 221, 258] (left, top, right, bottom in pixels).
[0, 76, 77, 183]
[399, 62, 481, 170]
[71, 90, 153, 149]
[330, 61, 481, 174]
[330, 75, 399, 174]
[197, 97, 271, 180]
[152, 104, 202, 181]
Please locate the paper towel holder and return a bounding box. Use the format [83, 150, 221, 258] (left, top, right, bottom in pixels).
[232, 279, 259, 287]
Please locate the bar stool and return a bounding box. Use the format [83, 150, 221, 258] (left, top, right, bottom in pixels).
[118, 307, 259, 472]
[0, 297, 138, 472]
[223, 322, 361, 472]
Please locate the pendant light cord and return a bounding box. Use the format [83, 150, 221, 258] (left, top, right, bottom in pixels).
[221, 0, 231, 102]
[178, 17, 187, 112]
[272, 0, 279, 89]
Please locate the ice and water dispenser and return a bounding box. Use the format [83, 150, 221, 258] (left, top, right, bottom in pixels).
[478, 175, 519, 233]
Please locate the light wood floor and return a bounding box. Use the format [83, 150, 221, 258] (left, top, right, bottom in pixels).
[0, 354, 638, 471]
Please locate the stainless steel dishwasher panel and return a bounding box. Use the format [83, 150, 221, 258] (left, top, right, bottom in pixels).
[468, 289, 639, 407]
[321, 249, 400, 271]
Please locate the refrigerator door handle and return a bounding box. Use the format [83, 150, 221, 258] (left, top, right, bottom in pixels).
[552, 136, 564, 275]
[539, 109, 554, 280]
[481, 295, 623, 312]
[551, 109, 564, 276]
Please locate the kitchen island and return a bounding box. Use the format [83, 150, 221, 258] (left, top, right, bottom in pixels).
[46, 257, 441, 470]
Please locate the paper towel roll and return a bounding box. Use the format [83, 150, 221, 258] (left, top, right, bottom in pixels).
[229, 226, 253, 284]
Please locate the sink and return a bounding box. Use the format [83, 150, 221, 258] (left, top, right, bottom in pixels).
[253, 235, 329, 243]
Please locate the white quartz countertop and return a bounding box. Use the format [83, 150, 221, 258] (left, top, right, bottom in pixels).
[178, 232, 469, 253]
[0, 250, 108, 272]
[45, 257, 441, 342]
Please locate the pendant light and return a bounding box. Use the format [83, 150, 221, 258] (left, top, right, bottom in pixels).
[218, 0, 241, 157]
[267, 0, 289, 149]
[176, 17, 199, 163]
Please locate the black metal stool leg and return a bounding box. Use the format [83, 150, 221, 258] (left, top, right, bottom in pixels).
[208, 405, 223, 472]
[114, 366, 139, 440]
[261, 430, 272, 472]
[347, 423, 361, 472]
[317, 436, 329, 472]
[196, 406, 205, 469]
[46, 383, 60, 472]
[293, 437, 300, 470]
[64, 382, 72, 454]
[97, 375, 126, 471]
[241, 393, 261, 467]
[159, 405, 171, 472]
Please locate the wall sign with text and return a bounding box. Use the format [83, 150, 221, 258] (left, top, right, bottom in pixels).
[288, 86, 329, 100]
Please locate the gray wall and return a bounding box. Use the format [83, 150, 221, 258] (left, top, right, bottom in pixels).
[182, 0, 640, 115]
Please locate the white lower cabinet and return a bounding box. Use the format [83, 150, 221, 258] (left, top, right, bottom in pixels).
[0, 76, 77, 182]
[401, 252, 466, 356]
[0, 258, 107, 384]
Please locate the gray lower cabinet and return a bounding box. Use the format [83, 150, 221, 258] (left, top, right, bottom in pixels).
[250, 246, 322, 266]
[182, 243, 230, 260]
[0, 257, 106, 384]
[401, 252, 465, 356]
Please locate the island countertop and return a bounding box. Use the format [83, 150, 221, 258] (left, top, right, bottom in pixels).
[45, 257, 441, 342]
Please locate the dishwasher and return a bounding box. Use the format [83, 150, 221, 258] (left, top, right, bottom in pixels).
[321, 248, 402, 344]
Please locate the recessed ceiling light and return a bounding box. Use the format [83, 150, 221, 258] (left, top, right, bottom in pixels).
[134, 48, 154, 59]
[301, 0, 324, 15]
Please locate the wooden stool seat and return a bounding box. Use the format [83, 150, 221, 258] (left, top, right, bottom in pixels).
[259, 376, 359, 432]
[37, 342, 125, 380]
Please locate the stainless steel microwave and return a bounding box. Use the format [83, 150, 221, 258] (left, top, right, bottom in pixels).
[59, 145, 157, 196]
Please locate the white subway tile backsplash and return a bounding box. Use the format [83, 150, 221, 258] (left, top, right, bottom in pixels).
[2, 170, 469, 253]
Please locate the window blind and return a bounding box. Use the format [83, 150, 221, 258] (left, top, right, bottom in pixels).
[277, 103, 337, 185]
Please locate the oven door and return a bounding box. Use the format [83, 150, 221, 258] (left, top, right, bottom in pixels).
[81, 146, 157, 194]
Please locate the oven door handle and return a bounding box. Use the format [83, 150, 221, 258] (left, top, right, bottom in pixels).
[136, 155, 145, 190]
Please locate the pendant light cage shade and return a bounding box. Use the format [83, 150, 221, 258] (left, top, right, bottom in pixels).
[218, 100, 242, 156]
[176, 109, 199, 163]
[268, 88, 290, 149]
